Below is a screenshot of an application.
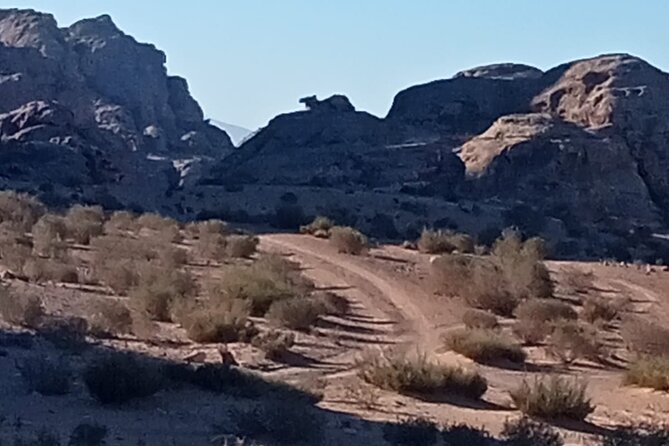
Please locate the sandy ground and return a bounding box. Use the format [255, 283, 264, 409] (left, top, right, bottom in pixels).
[2, 233, 669, 444]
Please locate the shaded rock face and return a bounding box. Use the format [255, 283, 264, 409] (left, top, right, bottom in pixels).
[0, 8, 232, 210]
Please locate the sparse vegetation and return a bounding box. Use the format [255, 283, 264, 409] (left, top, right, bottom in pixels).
[513, 299, 578, 345]
[621, 317, 669, 356]
[0, 190, 45, 231]
[88, 300, 133, 337]
[442, 423, 492, 446]
[509, 376, 594, 420]
[130, 264, 197, 321]
[357, 350, 487, 399]
[417, 228, 474, 254]
[444, 328, 526, 365]
[267, 297, 327, 331]
[462, 309, 498, 329]
[501, 417, 563, 446]
[32, 214, 67, 258]
[180, 299, 256, 343]
[16, 356, 73, 395]
[383, 416, 439, 446]
[582, 297, 621, 324]
[225, 234, 259, 258]
[300, 216, 334, 237]
[0, 289, 44, 328]
[601, 423, 669, 446]
[84, 353, 164, 404]
[547, 320, 604, 365]
[65, 205, 105, 245]
[624, 357, 669, 391]
[252, 330, 296, 361]
[329, 225, 368, 254]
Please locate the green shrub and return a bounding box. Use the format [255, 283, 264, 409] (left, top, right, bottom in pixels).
[445, 328, 526, 365]
[383, 416, 439, 446]
[501, 417, 563, 446]
[329, 226, 368, 255]
[267, 297, 326, 331]
[16, 356, 73, 395]
[357, 350, 487, 399]
[462, 309, 498, 330]
[624, 357, 669, 391]
[509, 376, 594, 420]
[84, 353, 164, 404]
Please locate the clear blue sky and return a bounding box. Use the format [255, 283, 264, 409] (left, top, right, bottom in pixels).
[4, 1, 669, 129]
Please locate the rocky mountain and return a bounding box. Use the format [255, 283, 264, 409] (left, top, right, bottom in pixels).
[1, 8, 668, 261]
[0, 9, 233, 212]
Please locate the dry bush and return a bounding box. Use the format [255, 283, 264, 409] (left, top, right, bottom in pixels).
[357, 349, 487, 399]
[0, 289, 44, 328]
[90, 236, 158, 293]
[180, 299, 256, 343]
[65, 205, 105, 244]
[444, 328, 526, 365]
[329, 226, 368, 255]
[500, 418, 563, 446]
[131, 264, 197, 322]
[515, 299, 577, 322]
[38, 315, 89, 351]
[462, 309, 498, 329]
[0, 233, 32, 274]
[267, 297, 327, 331]
[83, 353, 163, 404]
[95, 259, 138, 295]
[156, 245, 189, 268]
[217, 257, 313, 316]
[300, 216, 334, 236]
[195, 232, 228, 262]
[621, 317, 669, 356]
[581, 297, 621, 324]
[509, 376, 594, 421]
[31, 214, 67, 257]
[156, 224, 183, 244]
[226, 234, 259, 258]
[0, 191, 45, 231]
[136, 213, 178, 231]
[624, 357, 669, 391]
[417, 229, 474, 254]
[563, 268, 595, 294]
[430, 253, 475, 296]
[16, 355, 73, 395]
[252, 330, 296, 360]
[104, 210, 137, 234]
[313, 290, 349, 315]
[547, 321, 603, 365]
[186, 219, 230, 239]
[88, 300, 133, 337]
[513, 320, 553, 346]
[23, 258, 79, 283]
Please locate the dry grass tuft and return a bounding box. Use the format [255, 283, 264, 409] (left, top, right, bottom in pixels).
[357, 349, 487, 399]
[65, 205, 105, 245]
[509, 376, 594, 421]
[266, 297, 327, 331]
[252, 330, 296, 361]
[88, 300, 134, 337]
[547, 320, 604, 365]
[329, 226, 368, 255]
[581, 297, 622, 324]
[462, 309, 498, 330]
[621, 317, 669, 356]
[624, 357, 669, 391]
[444, 328, 526, 365]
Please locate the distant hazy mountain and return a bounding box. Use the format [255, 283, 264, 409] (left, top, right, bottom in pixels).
[210, 120, 253, 146]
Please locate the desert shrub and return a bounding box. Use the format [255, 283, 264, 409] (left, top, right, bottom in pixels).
[0, 233, 32, 273]
[357, 350, 487, 399]
[493, 230, 553, 300]
[562, 268, 595, 294]
[156, 223, 183, 244]
[267, 297, 327, 331]
[65, 205, 105, 244]
[0, 190, 45, 231]
[32, 214, 67, 258]
[624, 357, 669, 391]
[382, 416, 439, 446]
[462, 309, 498, 329]
[227, 400, 323, 445]
[131, 265, 197, 322]
[329, 226, 368, 255]
[547, 320, 603, 365]
[252, 330, 296, 361]
[180, 299, 255, 343]
[156, 245, 188, 268]
[217, 258, 313, 316]
[136, 213, 178, 231]
[442, 423, 491, 446]
[0, 290, 44, 328]
[515, 299, 577, 322]
[38, 315, 89, 351]
[313, 290, 349, 315]
[501, 417, 563, 446]
[300, 216, 334, 236]
[24, 258, 79, 284]
[95, 259, 138, 295]
[88, 300, 133, 337]
[417, 229, 474, 254]
[186, 219, 230, 239]
[509, 376, 594, 420]
[226, 234, 259, 258]
[68, 423, 108, 446]
[104, 210, 137, 234]
[621, 317, 669, 356]
[582, 297, 621, 324]
[16, 355, 73, 395]
[444, 328, 526, 365]
[602, 424, 669, 446]
[195, 232, 229, 262]
[83, 353, 164, 404]
[513, 320, 553, 346]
